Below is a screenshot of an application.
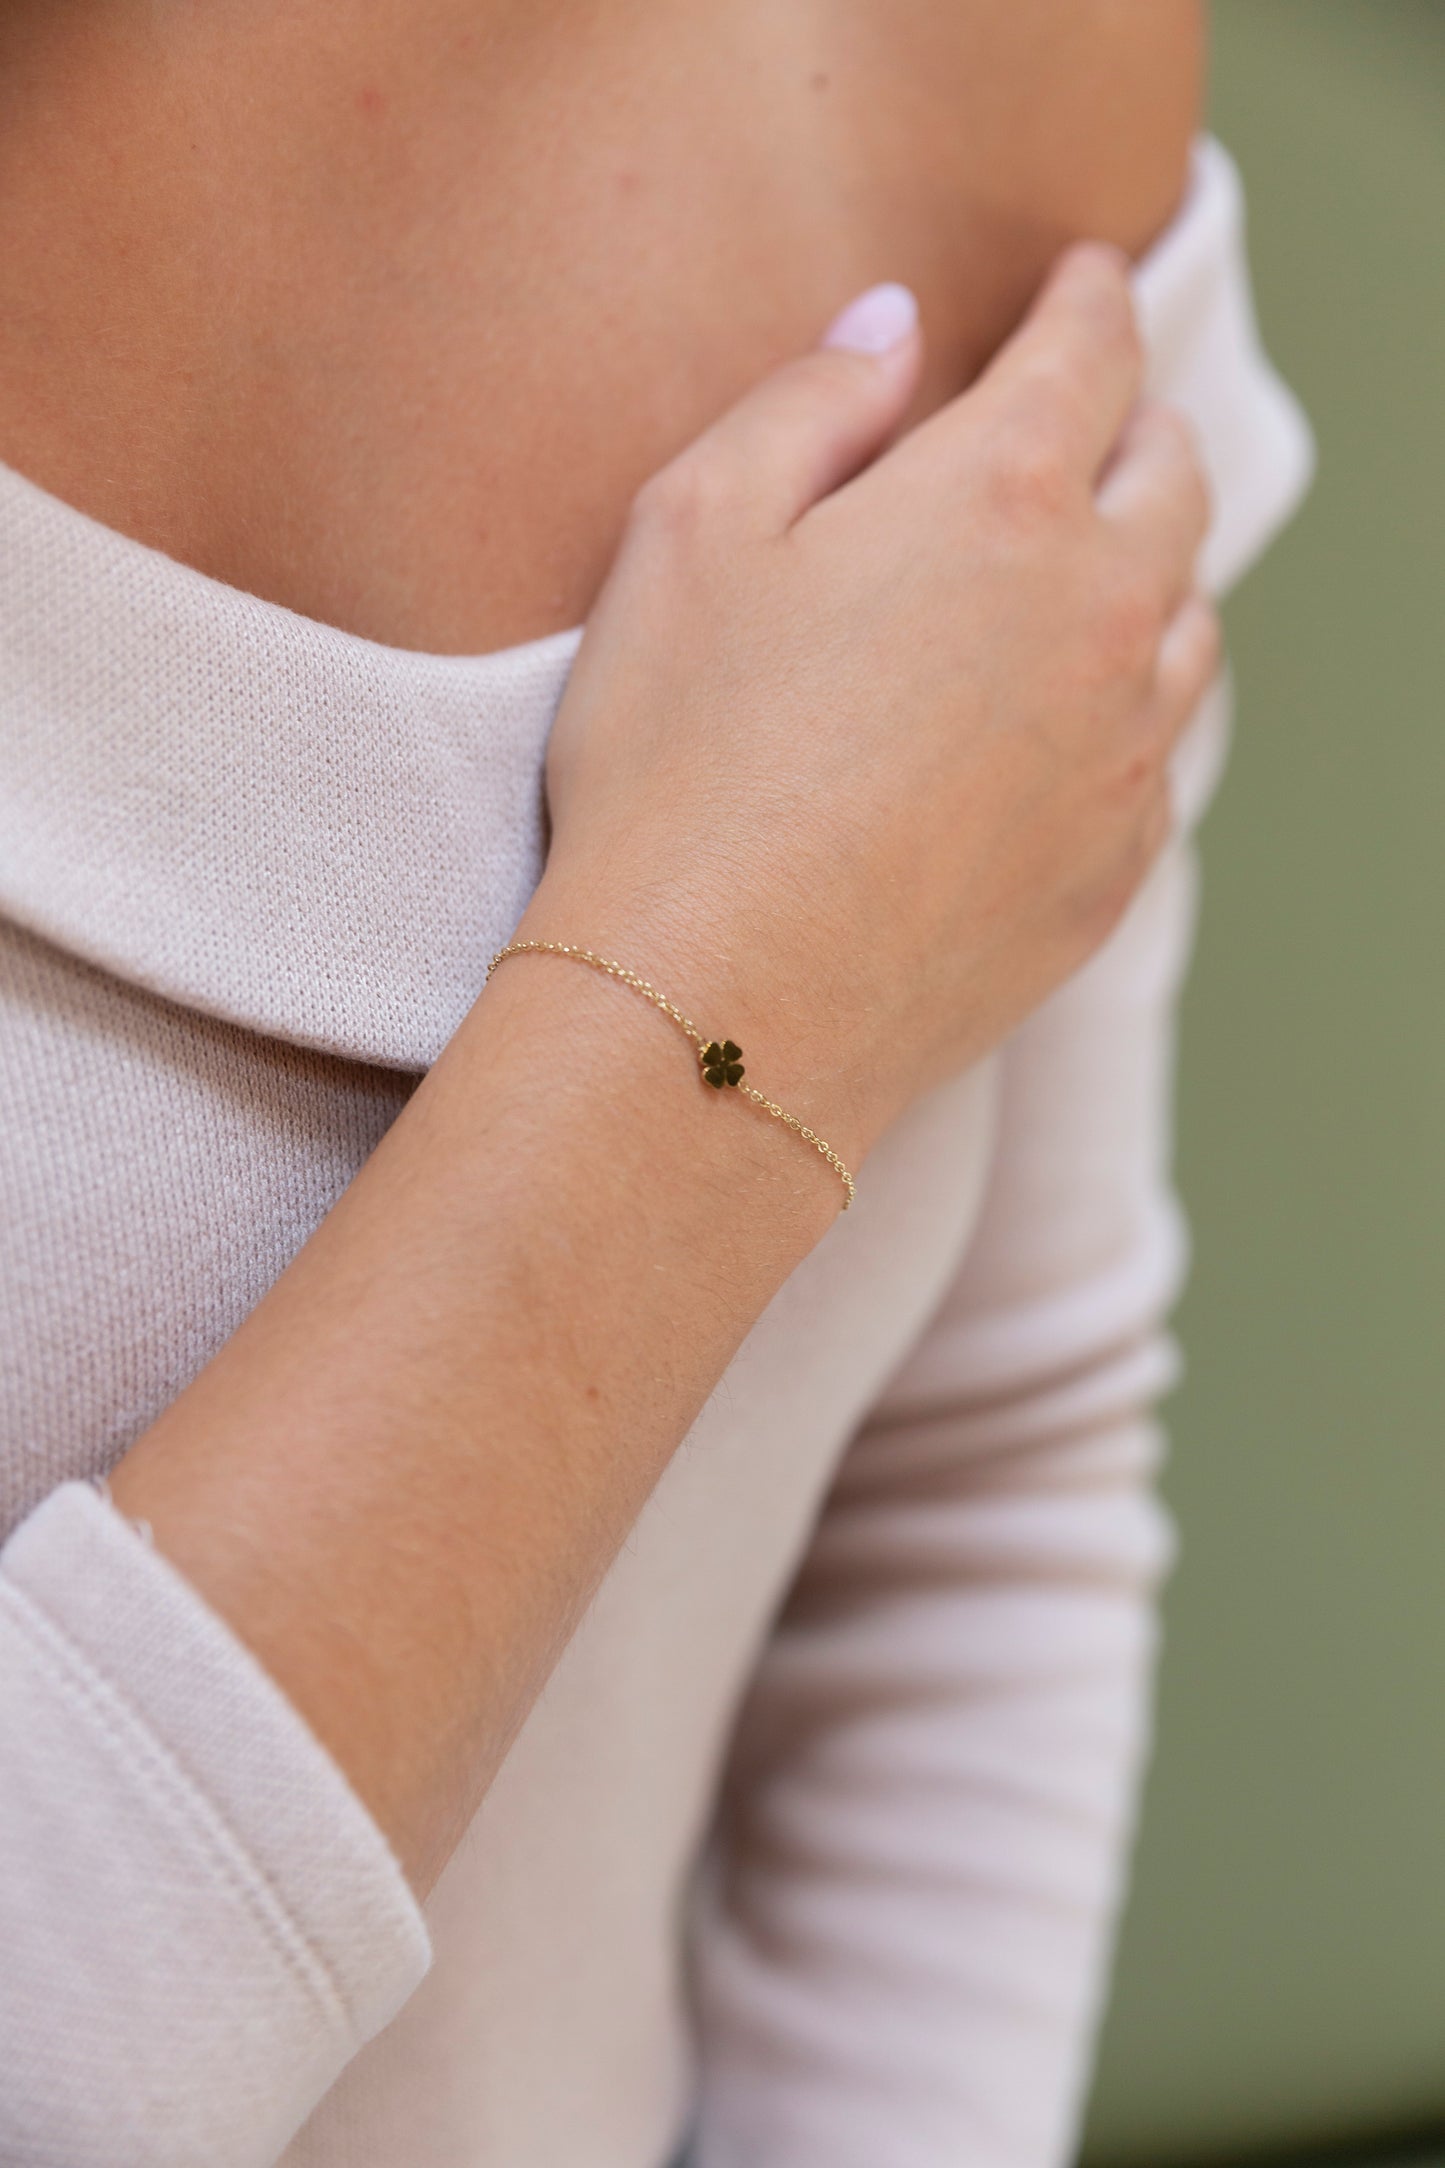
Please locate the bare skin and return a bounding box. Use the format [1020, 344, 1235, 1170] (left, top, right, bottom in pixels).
[0, 0, 1201, 651]
[107, 254, 1219, 1890]
[0, 5, 1216, 1895]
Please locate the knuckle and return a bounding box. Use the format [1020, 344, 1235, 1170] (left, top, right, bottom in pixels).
[1106, 272, 1145, 362]
[1016, 349, 1082, 419]
[629, 446, 738, 544]
[1147, 404, 1214, 529]
[1182, 464, 1214, 551]
[1111, 292, 1147, 376]
[1058, 245, 1144, 365]
[1156, 404, 1208, 489]
[986, 419, 1076, 522]
[1167, 599, 1224, 702]
[1093, 568, 1163, 675]
[798, 345, 880, 409]
[1099, 737, 1164, 822]
[783, 349, 889, 450]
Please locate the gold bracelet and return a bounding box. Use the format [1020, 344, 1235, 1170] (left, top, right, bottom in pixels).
[484, 940, 856, 1211]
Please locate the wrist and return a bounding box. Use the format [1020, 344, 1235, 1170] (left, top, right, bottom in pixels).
[507, 863, 883, 1185]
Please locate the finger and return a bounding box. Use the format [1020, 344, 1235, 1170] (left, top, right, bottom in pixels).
[897, 242, 1144, 499]
[631, 284, 923, 540]
[983, 243, 1145, 479]
[1097, 402, 1212, 613]
[1153, 593, 1223, 746]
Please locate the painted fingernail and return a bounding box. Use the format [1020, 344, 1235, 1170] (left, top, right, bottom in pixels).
[820, 282, 918, 355]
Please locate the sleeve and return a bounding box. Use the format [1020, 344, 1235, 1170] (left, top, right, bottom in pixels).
[685, 674, 1229, 2168]
[685, 133, 1318, 2168]
[0, 1479, 431, 2168]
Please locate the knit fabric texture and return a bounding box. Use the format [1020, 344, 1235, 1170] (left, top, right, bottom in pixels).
[0, 139, 1312, 2168]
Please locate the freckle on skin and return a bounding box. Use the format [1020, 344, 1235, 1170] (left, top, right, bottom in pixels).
[586, 1384, 600, 1402]
[810, 70, 830, 92]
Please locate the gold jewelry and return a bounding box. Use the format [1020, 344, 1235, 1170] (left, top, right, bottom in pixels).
[484, 940, 855, 1211]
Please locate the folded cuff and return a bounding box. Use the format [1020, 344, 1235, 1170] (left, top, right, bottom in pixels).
[0, 1479, 431, 2167]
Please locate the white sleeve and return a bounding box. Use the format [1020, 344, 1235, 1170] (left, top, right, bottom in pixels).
[0, 1480, 430, 2168]
[686, 137, 1318, 2162]
[687, 679, 1234, 2168]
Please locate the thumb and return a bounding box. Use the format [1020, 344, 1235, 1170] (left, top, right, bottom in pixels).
[643, 283, 922, 537]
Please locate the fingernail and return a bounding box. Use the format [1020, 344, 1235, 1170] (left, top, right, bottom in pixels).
[820, 282, 918, 355]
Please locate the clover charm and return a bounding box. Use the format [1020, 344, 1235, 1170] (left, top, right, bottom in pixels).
[700, 1039, 745, 1089]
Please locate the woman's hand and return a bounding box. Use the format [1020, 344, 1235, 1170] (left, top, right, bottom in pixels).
[533, 250, 1216, 1163]
[107, 246, 1218, 1900]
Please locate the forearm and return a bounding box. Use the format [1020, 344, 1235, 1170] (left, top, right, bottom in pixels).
[94, 174, 1221, 1914]
[109, 887, 842, 1892]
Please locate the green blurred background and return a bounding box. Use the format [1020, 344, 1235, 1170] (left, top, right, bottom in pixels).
[1082, 5, 1445, 2165]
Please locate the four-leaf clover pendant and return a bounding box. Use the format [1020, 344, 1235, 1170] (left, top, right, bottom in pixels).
[700, 1039, 745, 1089]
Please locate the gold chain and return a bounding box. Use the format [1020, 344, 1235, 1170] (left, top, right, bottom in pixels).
[484, 940, 855, 1211]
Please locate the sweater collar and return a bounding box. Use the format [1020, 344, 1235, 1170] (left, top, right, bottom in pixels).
[0, 138, 1309, 1070]
[0, 458, 580, 1066]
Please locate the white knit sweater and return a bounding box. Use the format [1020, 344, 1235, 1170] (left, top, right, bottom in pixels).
[0, 140, 1311, 2168]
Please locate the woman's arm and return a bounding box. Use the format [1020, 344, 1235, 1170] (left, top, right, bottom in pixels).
[103, 252, 1218, 1895]
[110, 919, 841, 1891]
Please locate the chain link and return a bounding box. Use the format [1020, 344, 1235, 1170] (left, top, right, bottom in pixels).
[485, 940, 855, 1211]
